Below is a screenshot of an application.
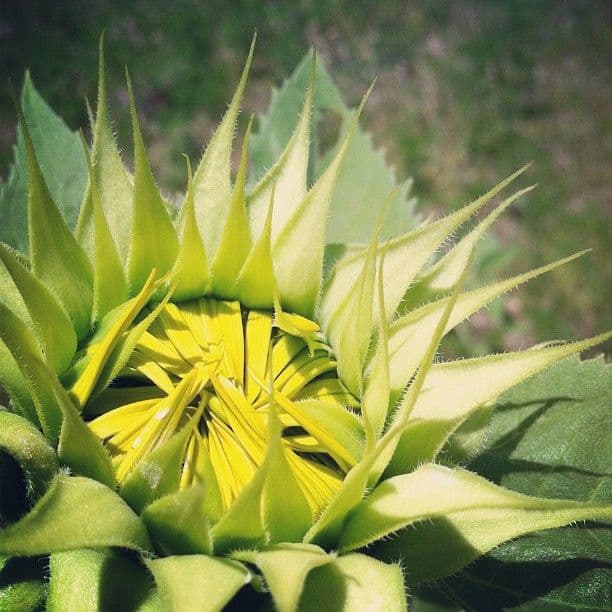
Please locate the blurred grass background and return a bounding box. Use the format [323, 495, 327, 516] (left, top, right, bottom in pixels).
[0, 0, 610, 356]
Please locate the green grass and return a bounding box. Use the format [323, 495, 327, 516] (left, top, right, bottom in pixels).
[1, 0, 609, 355]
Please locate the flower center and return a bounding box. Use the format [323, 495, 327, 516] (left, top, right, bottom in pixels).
[88, 298, 359, 514]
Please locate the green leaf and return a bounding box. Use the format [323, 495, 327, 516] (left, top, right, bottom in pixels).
[472, 355, 611, 500]
[0, 411, 57, 502]
[506, 568, 611, 611]
[319, 167, 529, 333]
[0, 256, 37, 419]
[48, 549, 159, 612]
[250, 51, 417, 245]
[401, 184, 533, 312]
[147, 555, 249, 612]
[16, 98, 93, 341]
[211, 462, 267, 554]
[68, 271, 160, 407]
[0, 338, 38, 425]
[386, 332, 612, 475]
[91, 286, 175, 400]
[439, 562, 611, 612]
[350, 464, 611, 582]
[142, 485, 212, 556]
[330, 197, 384, 396]
[432, 355, 612, 611]
[247, 57, 313, 242]
[250, 50, 344, 180]
[0, 72, 87, 254]
[273, 89, 372, 317]
[318, 117, 417, 246]
[0, 475, 151, 555]
[291, 398, 365, 467]
[298, 553, 406, 612]
[362, 256, 391, 447]
[233, 544, 332, 612]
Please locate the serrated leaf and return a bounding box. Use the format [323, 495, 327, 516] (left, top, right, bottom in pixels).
[319, 167, 529, 333]
[273, 88, 372, 317]
[249, 50, 344, 181]
[250, 51, 417, 245]
[17, 100, 93, 341]
[0, 73, 87, 254]
[318, 117, 417, 245]
[0, 475, 151, 555]
[247, 57, 313, 242]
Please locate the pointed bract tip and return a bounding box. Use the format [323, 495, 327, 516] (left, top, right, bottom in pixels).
[125, 66, 136, 107]
[10, 82, 40, 172]
[78, 129, 94, 168]
[242, 34, 257, 78]
[181, 153, 194, 183]
[374, 186, 400, 237]
[97, 33, 106, 89]
[237, 114, 255, 171]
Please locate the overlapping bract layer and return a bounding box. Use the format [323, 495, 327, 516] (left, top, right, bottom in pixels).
[89, 298, 361, 516]
[0, 37, 610, 611]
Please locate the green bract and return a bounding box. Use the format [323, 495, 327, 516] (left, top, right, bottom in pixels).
[0, 37, 610, 611]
